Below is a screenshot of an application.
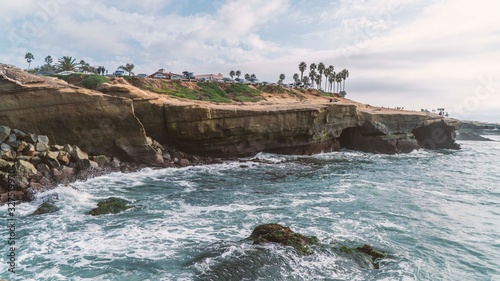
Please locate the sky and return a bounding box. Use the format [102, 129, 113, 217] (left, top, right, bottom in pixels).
[1, 0, 499, 122]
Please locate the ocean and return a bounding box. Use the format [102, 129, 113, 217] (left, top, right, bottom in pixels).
[1, 138, 499, 281]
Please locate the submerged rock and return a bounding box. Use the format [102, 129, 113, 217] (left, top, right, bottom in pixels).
[89, 197, 131, 216]
[248, 223, 319, 255]
[31, 202, 59, 215]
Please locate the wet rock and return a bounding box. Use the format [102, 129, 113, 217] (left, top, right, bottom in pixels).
[248, 223, 319, 255]
[89, 197, 132, 216]
[162, 152, 171, 161]
[41, 151, 61, 169]
[31, 202, 59, 215]
[0, 125, 11, 142]
[357, 244, 385, 260]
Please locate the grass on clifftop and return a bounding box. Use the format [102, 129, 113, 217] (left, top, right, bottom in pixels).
[142, 80, 264, 103]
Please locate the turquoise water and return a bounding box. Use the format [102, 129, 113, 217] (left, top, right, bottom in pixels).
[1, 139, 499, 280]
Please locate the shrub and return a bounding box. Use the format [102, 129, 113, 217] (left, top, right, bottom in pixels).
[79, 75, 108, 89]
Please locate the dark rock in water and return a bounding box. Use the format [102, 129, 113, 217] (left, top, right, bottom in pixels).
[31, 202, 59, 215]
[248, 223, 319, 255]
[356, 244, 385, 260]
[335, 243, 386, 269]
[89, 197, 131, 216]
[456, 131, 494, 141]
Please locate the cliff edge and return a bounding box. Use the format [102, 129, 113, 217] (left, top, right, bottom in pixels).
[1, 64, 460, 163]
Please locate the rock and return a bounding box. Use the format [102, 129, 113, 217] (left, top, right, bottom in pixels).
[22, 143, 37, 156]
[179, 158, 190, 167]
[16, 160, 38, 178]
[57, 151, 70, 165]
[35, 135, 50, 151]
[30, 156, 42, 166]
[52, 166, 73, 183]
[25, 133, 38, 144]
[78, 159, 99, 171]
[0, 146, 16, 161]
[50, 144, 64, 151]
[90, 155, 110, 167]
[12, 128, 27, 139]
[5, 134, 20, 147]
[70, 145, 88, 161]
[89, 197, 132, 216]
[162, 152, 172, 161]
[41, 151, 61, 169]
[356, 244, 385, 260]
[0, 125, 11, 143]
[247, 223, 319, 255]
[36, 163, 51, 175]
[63, 144, 74, 154]
[109, 157, 121, 169]
[31, 202, 59, 215]
[0, 159, 14, 171]
[0, 143, 11, 152]
[39, 176, 50, 186]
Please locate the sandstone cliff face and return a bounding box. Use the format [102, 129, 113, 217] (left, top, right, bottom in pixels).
[132, 100, 460, 157]
[0, 64, 162, 164]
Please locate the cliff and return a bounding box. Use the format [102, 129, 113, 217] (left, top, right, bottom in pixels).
[0, 64, 162, 165]
[1, 64, 461, 163]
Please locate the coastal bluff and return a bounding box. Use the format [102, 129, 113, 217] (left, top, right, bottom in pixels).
[1, 63, 460, 164]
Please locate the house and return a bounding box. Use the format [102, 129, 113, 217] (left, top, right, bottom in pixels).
[195, 73, 224, 82]
[149, 70, 183, 79]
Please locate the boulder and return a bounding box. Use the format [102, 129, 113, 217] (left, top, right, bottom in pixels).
[25, 133, 38, 144]
[12, 128, 27, 139]
[5, 134, 20, 147]
[35, 135, 50, 151]
[179, 158, 190, 167]
[90, 155, 110, 167]
[70, 145, 88, 161]
[36, 163, 51, 175]
[89, 197, 132, 216]
[29, 156, 42, 166]
[0, 159, 14, 171]
[78, 159, 99, 171]
[0, 125, 11, 143]
[23, 143, 37, 156]
[50, 144, 64, 151]
[17, 141, 28, 152]
[57, 151, 70, 165]
[31, 202, 59, 215]
[247, 223, 319, 255]
[41, 151, 61, 169]
[16, 160, 38, 178]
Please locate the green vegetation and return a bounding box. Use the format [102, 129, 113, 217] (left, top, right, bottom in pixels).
[223, 83, 262, 102]
[79, 74, 108, 89]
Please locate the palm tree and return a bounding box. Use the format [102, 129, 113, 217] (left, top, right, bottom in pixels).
[336, 73, 343, 93]
[119, 63, 135, 76]
[25, 52, 34, 70]
[342, 69, 349, 91]
[44, 55, 53, 66]
[250, 74, 257, 81]
[309, 69, 316, 88]
[324, 67, 331, 91]
[298, 61, 307, 81]
[293, 73, 299, 83]
[57, 56, 77, 71]
[229, 70, 235, 79]
[326, 65, 334, 91]
[317, 62, 325, 90]
[278, 73, 285, 85]
[328, 74, 335, 94]
[244, 73, 250, 80]
[236, 70, 241, 79]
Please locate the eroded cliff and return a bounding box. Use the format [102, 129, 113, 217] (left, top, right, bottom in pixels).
[0, 64, 162, 164]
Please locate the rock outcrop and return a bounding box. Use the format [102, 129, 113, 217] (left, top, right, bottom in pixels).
[0, 64, 162, 165]
[132, 101, 460, 156]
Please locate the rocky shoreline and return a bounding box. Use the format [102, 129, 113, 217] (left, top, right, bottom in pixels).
[0, 124, 226, 204]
